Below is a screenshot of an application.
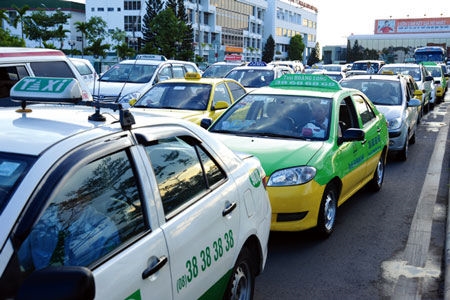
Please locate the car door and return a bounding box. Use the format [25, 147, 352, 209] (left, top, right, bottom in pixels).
[335, 96, 368, 202]
[5, 134, 172, 300]
[137, 129, 241, 299]
[352, 93, 385, 182]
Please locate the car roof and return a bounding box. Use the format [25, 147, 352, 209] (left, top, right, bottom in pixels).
[0, 104, 193, 156]
[342, 74, 404, 82]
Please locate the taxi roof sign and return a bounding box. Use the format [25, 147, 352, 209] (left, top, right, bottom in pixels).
[185, 72, 202, 80]
[269, 73, 341, 91]
[247, 61, 267, 67]
[10, 77, 82, 103]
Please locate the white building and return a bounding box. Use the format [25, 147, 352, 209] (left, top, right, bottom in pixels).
[2, 0, 318, 64]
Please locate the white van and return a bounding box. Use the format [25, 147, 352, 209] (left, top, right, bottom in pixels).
[0, 47, 93, 106]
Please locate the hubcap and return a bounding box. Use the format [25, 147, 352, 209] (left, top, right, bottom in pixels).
[324, 192, 336, 231]
[231, 264, 250, 300]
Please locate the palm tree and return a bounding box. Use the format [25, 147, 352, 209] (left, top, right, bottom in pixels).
[74, 21, 88, 57]
[12, 5, 30, 40]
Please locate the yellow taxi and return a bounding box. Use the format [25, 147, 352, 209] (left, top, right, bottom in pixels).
[129, 72, 247, 125]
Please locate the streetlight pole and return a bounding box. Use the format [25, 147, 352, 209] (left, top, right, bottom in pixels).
[68, 40, 75, 57]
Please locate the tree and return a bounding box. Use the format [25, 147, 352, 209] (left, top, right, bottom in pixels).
[0, 28, 25, 47]
[23, 9, 71, 48]
[288, 34, 305, 61]
[142, 0, 164, 49]
[146, 9, 180, 58]
[307, 42, 321, 66]
[11, 5, 30, 40]
[111, 28, 135, 60]
[262, 35, 275, 63]
[75, 17, 109, 58]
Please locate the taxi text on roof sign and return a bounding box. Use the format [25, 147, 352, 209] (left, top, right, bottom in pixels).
[10, 77, 82, 103]
[270, 73, 342, 91]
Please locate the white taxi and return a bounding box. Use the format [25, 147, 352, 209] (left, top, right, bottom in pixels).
[0, 77, 271, 299]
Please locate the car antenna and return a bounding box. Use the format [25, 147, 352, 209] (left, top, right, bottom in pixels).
[116, 55, 140, 102]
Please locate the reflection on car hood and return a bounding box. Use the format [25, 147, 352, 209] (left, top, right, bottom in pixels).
[130, 108, 207, 124]
[92, 82, 143, 97]
[375, 105, 402, 120]
[211, 133, 324, 176]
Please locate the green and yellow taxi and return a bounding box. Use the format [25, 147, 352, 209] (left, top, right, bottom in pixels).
[129, 72, 247, 125]
[206, 74, 389, 237]
[422, 62, 446, 102]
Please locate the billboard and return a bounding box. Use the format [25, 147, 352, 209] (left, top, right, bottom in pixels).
[374, 17, 450, 34]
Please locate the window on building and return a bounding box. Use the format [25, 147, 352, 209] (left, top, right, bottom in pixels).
[97, 7, 104, 12]
[124, 1, 141, 10]
[124, 16, 141, 32]
[108, 7, 114, 11]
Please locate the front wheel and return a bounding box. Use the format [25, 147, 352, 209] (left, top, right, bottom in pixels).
[224, 247, 255, 300]
[368, 153, 385, 192]
[398, 137, 409, 161]
[316, 184, 338, 238]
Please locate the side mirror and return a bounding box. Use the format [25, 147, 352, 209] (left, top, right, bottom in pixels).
[338, 128, 365, 145]
[200, 118, 212, 129]
[425, 75, 434, 82]
[408, 98, 421, 107]
[17, 266, 95, 300]
[212, 101, 229, 110]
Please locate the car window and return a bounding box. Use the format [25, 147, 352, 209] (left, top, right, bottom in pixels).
[158, 65, 173, 79]
[172, 65, 186, 78]
[227, 81, 246, 101]
[30, 61, 75, 78]
[100, 64, 157, 83]
[0, 66, 29, 98]
[71, 60, 94, 76]
[353, 94, 376, 125]
[145, 136, 226, 219]
[17, 150, 146, 271]
[183, 64, 198, 73]
[213, 83, 232, 106]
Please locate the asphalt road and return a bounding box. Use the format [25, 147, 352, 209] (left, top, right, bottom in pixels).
[254, 95, 450, 299]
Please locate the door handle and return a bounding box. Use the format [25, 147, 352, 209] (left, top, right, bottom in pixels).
[222, 202, 237, 216]
[142, 255, 168, 279]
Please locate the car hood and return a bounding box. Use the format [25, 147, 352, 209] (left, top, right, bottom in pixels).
[92, 81, 143, 97]
[375, 105, 403, 120]
[211, 133, 324, 176]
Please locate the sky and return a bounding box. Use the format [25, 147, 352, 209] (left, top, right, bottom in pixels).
[309, 0, 450, 46]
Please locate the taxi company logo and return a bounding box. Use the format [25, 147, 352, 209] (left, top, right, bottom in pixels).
[14, 78, 71, 93]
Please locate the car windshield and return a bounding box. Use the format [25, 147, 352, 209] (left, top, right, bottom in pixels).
[202, 64, 238, 78]
[341, 79, 402, 105]
[210, 94, 332, 140]
[0, 153, 36, 214]
[99, 64, 157, 83]
[425, 66, 442, 77]
[134, 82, 211, 110]
[226, 69, 274, 88]
[380, 66, 422, 81]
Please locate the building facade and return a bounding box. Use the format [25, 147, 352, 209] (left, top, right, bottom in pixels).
[2, 0, 318, 64]
[0, 0, 85, 49]
[347, 17, 450, 63]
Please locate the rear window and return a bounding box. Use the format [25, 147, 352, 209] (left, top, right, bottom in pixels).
[30, 61, 76, 78]
[0, 153, 36, 214]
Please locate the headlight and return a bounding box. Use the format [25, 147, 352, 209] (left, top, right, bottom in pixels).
[119, 92, 141, 104]
[388, 117, 402, 131]
[268, 166, 316, 186]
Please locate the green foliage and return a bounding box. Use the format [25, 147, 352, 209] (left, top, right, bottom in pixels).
[307, 42, 321, 66]
[23, 9, 71, 48]
[12, 5, 30, 40]
[288, 34, 305, 61]
[142, 5, 194, 61]
[262, 35, 275, 63]
[75, 17, 110, 57]
[0, 28, 25, 47]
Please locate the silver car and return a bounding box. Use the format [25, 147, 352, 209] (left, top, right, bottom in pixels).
[341, 74, 421, 161]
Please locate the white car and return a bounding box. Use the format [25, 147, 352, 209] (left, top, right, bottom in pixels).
[224, 61, 294, 91]
[69, 57, 98, 87]
[0, 77, 271, 300]
[92, 57, 201, 103]
[0, 47, 93, 106]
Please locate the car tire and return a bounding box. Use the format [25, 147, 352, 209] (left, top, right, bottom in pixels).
[224, 247, 255, 300]
[398, 137, 409, 161]
[368, 152, 385, 192]
[316, 183, 338, 238]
